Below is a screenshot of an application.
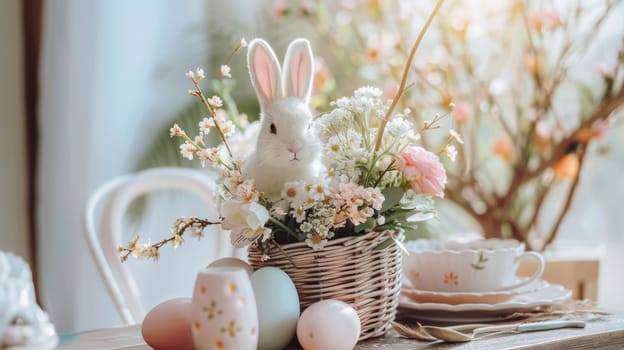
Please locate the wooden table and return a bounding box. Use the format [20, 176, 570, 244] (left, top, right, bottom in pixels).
[57, 313, 624, 349]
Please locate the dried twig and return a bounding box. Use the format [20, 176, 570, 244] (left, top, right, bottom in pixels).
[373, 0, 445, 152]
[542, 146, 588, 249]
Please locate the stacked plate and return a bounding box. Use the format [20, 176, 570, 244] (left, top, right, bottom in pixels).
[398, 239, 572, 323]
[399, 278, 572, 323]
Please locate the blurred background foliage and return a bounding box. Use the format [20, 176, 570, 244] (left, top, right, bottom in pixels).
[135, 0, 624, 246]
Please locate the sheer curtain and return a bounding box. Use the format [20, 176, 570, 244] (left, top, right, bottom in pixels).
[37, 0, 213, 333]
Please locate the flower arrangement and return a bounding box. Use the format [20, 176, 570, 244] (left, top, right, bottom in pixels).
[118, 1, 454, 261]
[276, 0, 624, 251]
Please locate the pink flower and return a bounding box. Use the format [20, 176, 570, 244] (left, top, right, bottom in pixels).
[453, 102, 472, 124]
[169, 123, 185, 137]
[179, 142, 197, 160]
[530, 11, 561, 33]
[271, 0, 288, 19]
[313, 57, 335, 94]
[575, 116, 614, 142]
[400, 146, 447, 198]
[383, 80, 400, 99]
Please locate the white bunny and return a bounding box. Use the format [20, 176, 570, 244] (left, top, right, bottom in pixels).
[243, 38, 323, 201]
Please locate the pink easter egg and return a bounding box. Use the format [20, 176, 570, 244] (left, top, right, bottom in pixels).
[141, 298, 194, 350]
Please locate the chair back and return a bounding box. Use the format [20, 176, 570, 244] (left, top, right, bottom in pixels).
[83, 167, 233, 324]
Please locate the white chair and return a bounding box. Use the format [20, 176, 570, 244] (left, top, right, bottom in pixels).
[83, 167, 237, 324]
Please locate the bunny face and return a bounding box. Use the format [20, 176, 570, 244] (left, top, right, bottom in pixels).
[246, 38, 321, 169]
[255, 97, 320, 169]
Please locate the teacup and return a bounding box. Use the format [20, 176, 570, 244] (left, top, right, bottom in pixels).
[403, 238, 545, 293]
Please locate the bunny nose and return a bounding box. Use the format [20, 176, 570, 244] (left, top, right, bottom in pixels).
[288, 140, 303, 154]
[288, 146, 303, 154]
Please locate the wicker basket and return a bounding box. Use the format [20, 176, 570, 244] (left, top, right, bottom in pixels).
[247, 230, 403, 341]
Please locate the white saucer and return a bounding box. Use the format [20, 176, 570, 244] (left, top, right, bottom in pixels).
[398, 283, 572, 323]
[401, 279, 549, 305]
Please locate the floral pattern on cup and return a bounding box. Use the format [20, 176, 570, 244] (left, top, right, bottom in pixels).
[409, 271, 421, 282]
[470, 252, 488, 270]
[443, 272, 460, 287]
[404, 238, 545, 292]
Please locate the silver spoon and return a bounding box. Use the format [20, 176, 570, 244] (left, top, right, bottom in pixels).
[423, 320, 586, 343]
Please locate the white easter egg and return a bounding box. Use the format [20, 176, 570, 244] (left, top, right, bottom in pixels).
[207, 257, 254, 276]
[297, 300, 360, 350]
[251, 267, 300, 350]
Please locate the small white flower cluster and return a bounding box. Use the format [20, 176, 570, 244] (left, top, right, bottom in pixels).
[277, 180, 385, 250]
[132, 244, 159, 260]
[173, 109, 237, 167]
[171, 217, 205, 239]
[441, 129, 464, 162]
[220, 65, 232, 78]
[221, 171, 260, 202]
[315, 87, 422, 190]
[185, 68, 205, 81]
[324, 130, 368, 183]
[342, 86, 386, 115]
[385, 111, 420, 145]
[315, 86, 386, 141]
[118, 235, 159, 261]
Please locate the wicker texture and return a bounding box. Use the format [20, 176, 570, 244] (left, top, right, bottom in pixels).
[248, 230, 403, 341]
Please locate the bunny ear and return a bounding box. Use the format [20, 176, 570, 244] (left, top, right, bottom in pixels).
[283, 38, 314, 103]
[247, 39, 282, 108]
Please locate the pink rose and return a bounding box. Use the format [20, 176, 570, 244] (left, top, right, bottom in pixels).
[400, 146, 447, 197]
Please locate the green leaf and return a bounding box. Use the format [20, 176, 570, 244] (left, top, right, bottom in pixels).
[372, 237, 394, 251]
[471, 263, 485, 270]
[354, 218, 376, 233]
[380, 187, 405, 213]
[407, 211, 436, 222]
[385, 209, 414, 222]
